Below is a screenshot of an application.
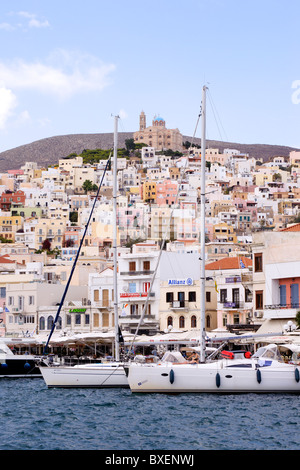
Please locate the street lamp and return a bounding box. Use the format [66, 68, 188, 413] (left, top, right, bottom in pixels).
[283, 320, 297, 333]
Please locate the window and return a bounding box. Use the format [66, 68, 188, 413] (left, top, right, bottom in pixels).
[0, 287, 6, 298]
[129, 261, 136, 272]
[291, 284, 299, 308]
[143, 260, 150, 271]
[220, 289, 227, 303]
[188, 291, 196, 302]
[178, 292, 185, 301]
[47, 316, 54, 330]
[191, 315, 197, 328]
[206, 291, 211, 302]
[102, 312, 109, 327]
[75, 314, 81, 325]
[85, 314, 90, 325]
[18, 296, 24, 311]
[129, 283, 136, 293]
[143, 282, 150, 293]
[179, 316, 185, 328]
[167, 316, 173, 327]
[29, 295, 34, 305]
[232, 288, 239, 305]
[130, 304, 139, 315]
[255, 290, 263, 309]
[166, 292, 173, 303]
[254, 253, 263, 272]
[39, 317, 45, 330]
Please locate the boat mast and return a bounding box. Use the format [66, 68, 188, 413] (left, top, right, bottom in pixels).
[113, 115, 120, 361]
[200, 85, 207, 363]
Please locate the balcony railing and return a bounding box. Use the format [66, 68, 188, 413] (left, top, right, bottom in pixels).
[221, 301, 245, 309]
[170, 300, 188, 309]
[120, 270, 154, 276]
[264, 303, 300, 310]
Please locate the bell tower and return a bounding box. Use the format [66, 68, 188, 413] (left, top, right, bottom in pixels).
[139, 111, 146, 131]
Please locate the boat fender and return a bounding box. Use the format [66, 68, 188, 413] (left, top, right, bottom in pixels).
[169, 369, 175, 384]
[1, 362, 8, 368]
[256, 369, 262, 384]
[24, 362, 31, 369]
[295, 368, 300, 383]
[216, 372, 221, 388]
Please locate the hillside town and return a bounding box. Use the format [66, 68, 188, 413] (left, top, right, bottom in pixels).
[1, 111, 300, 349]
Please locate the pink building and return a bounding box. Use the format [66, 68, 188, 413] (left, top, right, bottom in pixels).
[156, 180, 178, 206]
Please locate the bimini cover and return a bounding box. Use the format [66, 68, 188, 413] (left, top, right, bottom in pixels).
[161, 351, 187, 363]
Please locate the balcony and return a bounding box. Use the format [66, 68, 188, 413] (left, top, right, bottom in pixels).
[120, 292, 155, 299]
[264, 303, 300, 320]
[221, 301, 245, 309]
[120, 270, 154, 277]
[170, 300, 189, 310]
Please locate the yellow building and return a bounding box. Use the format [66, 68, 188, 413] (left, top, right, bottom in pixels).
[141, 181, 156, 203]
[134, 112, 183, 152]
[35, 218, 66, 251]
[0, 216, 23, 242]
[213, 222, 237, 243]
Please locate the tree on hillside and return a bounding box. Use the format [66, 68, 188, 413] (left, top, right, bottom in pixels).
[82, 180, 93, 193]
[125, 138, 135, 152]
[42, 239, 51, 251]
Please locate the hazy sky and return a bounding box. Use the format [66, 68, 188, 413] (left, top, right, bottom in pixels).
[0, 0, 299, 152]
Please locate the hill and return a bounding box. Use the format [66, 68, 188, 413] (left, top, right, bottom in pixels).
[0, 132, 298, 172]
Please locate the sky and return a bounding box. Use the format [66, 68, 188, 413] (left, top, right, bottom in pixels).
[0, 0, 299, 152]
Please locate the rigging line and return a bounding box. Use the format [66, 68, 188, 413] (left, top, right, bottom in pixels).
[207, 91, 223, 142]
[207, 89, 229, 143]
[43, 153, 112, 354]
[125, 99, 204, 359]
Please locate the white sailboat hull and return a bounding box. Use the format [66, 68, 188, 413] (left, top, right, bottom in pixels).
[40, 363, 129, 388]
[126, 360, 300, 393]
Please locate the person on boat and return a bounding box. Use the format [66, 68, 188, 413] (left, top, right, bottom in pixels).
[187, 352, 199, 363]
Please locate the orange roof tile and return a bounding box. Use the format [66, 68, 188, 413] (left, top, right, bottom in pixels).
[205, 256, 252, 270]
[280, 223, 300, 232]
[0, 255, 15, 264]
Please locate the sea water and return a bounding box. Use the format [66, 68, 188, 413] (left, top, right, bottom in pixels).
[0, 378, 300, 451]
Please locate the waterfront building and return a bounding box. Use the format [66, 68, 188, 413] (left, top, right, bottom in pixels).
[205, 256, 253, 331]
[252, 228, 300, 334]
[118, 251, 160, 334]
[159, 252, 217, 332]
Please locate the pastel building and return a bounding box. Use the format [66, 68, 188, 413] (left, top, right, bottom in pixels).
[156, 180, 178, 206]
[134, 112, 183, 152]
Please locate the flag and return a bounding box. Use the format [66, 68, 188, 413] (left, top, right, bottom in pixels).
[120, 303, 128, 317]
[214, 280, 219, 293]
[240, 260, 245, 269]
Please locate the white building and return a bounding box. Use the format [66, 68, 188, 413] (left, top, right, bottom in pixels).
[118, 251, 160, 334]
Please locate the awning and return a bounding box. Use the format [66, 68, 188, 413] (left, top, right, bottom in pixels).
[255, 319, 286, 335]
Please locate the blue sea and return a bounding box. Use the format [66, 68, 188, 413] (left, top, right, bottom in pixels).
[1, 378, 300, 452]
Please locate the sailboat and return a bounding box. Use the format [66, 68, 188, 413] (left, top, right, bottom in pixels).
[124, 85, 300, 393]
[40, 116, 128, 388]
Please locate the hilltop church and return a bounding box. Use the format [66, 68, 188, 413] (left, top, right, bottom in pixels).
[133, 111, 183, 152]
